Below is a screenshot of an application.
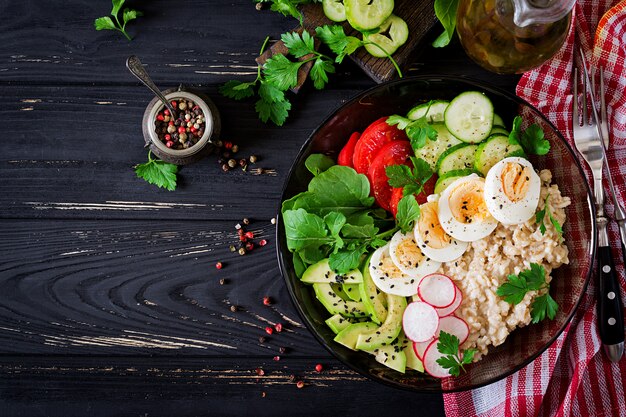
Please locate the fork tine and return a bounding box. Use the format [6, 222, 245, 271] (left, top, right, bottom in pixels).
[573, 68, 579, 126]
[600, 67, 609, 148]
[581, 69, 588, 125]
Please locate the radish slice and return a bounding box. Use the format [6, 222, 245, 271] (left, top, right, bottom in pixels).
[422, 339, 452, 378]
[402, 301, 439, 342]
[436, 286, 462, 317]
[413, 339, 433, 359]
[437, 315, 469, 345]
[418, 273, 456, 308]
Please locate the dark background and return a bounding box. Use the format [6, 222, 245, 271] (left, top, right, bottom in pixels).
[0, 1, 518, 416]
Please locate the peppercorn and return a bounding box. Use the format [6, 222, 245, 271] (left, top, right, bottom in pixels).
[228, 159, 237, 168]
[222, 164, 230, 172]
[261, 391, 266, 398]
[215, 262, 223, 270]
[229, 245, 236, 252]
[242, 218, 250, 225]
[219, 278, 226, 285]
[315, 364, 323, 372]
[215, 140, 223, 148]
[259, 239, 267, 247]
[245, 231, 254, 239]
[230, 305, 238, 312]
[258, 336, 266, 343]
[274, 323, 283, 333]
[238, 248, 246, 256]
[249, 155, 258, 163]
[235, 223, 242, 230]
[239, 159, 247, 167]
[263, 296, 272, 306]
[273, 356, 280, 361]
[224, 141, 233, 150]
[256, 368, 265, 376]
[231, 145, 239, 153]
[265, 326, 273, 335]
[288, 374, 296, 382]
[271, 218, 276, 225]
[279, 347, 287, 354]
[245, 242, 254, 251]
[255, 2, 263, 10]
[296, 381, 304, 389]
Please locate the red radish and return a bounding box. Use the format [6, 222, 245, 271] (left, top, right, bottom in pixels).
[402, 301, 439, 342]
[413, 339, 433, 359]
[437, 315, 469, 345]
[422, 339, 452, 378]
[418, 273, 456, 308]
[436, 286, 463, 317]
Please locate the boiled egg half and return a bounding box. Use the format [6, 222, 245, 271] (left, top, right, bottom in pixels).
[484, 157, 541, 224]
[413, 200, 469, 263]
[438, 174, 498, 241]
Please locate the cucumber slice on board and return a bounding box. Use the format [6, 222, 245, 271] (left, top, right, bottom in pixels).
[436, 143, 479, 176]
[323, 0, 346, 22]
[474, 134, 525, 175]
[433, 168, 477, 194]
[345, 0, 394, 31]
[414, 123, 463, 170]
[363, 15, 408, 57]
[407, 100, 450, 122]
[444, 91, 494, 143]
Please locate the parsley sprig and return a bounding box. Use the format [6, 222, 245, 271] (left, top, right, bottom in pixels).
[386, 109, 439, 149]
[134, 151, 179, 191]
[220, 25, 402, 126]
[94, 0, 142, 41]
[436, 331, 477, 377]
[508, 116, 550, 156]
[254, 0, 319, 26]
[535, 194, 563, 239]
[385, 156, 433, 197]
[496, 263, 559, 323]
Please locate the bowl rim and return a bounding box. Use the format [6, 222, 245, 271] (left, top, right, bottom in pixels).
[275, 75, 596, 393]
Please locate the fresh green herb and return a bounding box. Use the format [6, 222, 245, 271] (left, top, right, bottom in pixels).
[432, 0, 459, 48]
[134, 151, 178, 191]
[305, 153, 336, 176]
[535, 194, 564, 238]
[396, 195, 420, 233]
[436, 331, 477, 377]
[386, 113, 438, 149]
[496, 263, 559, 323]
[282, 159, 397, 274]
[385, 157, 433, 196]
[254, 0, 319, 26]
[509, 116, 550, 155]
[94, 0, 143, 41]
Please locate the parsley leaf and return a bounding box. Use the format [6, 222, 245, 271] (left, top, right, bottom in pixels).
[282, 31, 315, 58]
[94, 0, 142, 41]
[509, 116, 550, 155]
[385, 157, 433, 196]
[432, 0, 460, 48]
[134, 151, 178, 191]
[315, 25, 363, 63]
[496, 263, 559, 323]
[263, 54, 303, 91]
[396, 195, 420, 233]
[219, 80, 256, 100]
[436, 331, 476, 377]
[535, 194, 563, 239]
[255, 94, 291, 126]
[387, 113, 438, 149]
[268, 0, 305, 25]
[310, 57, 335, 89]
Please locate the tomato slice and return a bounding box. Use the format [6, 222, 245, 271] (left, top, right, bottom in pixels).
[352, 117, 407, 174]
[367, 140, 412, 211]
[389, 175, 438, 217]
[337, 132, 360, 168]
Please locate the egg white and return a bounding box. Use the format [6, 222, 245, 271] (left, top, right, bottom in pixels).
[369, 244, 422, 297]
[413, 201, 468, 263]
[389, 231, 441, 277]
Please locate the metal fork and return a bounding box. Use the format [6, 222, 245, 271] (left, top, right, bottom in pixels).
[573, 59, 625, 362]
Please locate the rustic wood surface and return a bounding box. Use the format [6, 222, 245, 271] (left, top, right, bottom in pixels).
[0, 0, 519, 416]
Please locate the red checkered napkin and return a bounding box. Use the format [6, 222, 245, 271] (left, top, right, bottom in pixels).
[444, 1, 626, 416]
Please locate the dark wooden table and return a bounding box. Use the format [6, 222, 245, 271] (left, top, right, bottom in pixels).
[0, 1, 519, 416]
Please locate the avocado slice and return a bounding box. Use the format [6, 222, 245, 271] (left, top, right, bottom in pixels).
[355, 293, 406, 350]
[342, 283, 362, 301]
[325, 314, 353, 334]
[313, 283, 368, 318]
[334, 322, 379, 350]
[371, 344, 407, 373]
[359, 255, 388, 324]
[399, 332, 424, 372]
[301, 259, 363, 284]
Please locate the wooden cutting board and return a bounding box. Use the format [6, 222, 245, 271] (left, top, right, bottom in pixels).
[301, 1, 438, 83]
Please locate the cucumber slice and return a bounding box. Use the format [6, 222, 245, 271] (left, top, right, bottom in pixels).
[414, 123, 463, 170]
[323, 0, 346, 22]
[490, 126, 509, 136]
[493, 113, 505, 128]
[444, 91, 494, 143]
[436, 143, 479, 176]
[474, 134, 525, 175]
[345, 0, 394, 31]
[407, 100, 450, 122]
[433, 168, 477, 194]
[363, 15, 408, 57]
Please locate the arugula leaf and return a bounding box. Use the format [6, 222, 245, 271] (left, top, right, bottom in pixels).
[305, 153, 335, 176]
[396, 195, 420, 233]
[531, 293, 559, 323]
[329, 246, 367, 273]
[283, 209, 333, 252]
[282, 31, 316, 58]
[535, 194, 563, 239]
[307, 165, 375, 210]
[94, 0, 142, 41]
[341, 223, 378, 239]
[509, 116, 550, 155]
[219, 80, 256, 100]
[263, 54, 303, 91]
[293, 251, 307, 278]
[432, 0, 459, 48]
[134, 151, 178, 191]
[324, 212, 346, 238]
[435, 331, 476, 377]
[300, 246, 327, 264]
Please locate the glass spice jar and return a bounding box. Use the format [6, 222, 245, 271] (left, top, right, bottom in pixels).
[142, 88, 221, 165]
[456, 0, 575, 74]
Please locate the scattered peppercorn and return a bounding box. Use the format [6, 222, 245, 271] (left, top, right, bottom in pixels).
[229, 245, 236, 252]
[245, 242, 254, 251]
[259, 239, 267, 247]
[228, 159, 237, 168]
[235, 223, 242, 230]
[315, 364, 323, 372]
[245, 231, 254, 239]
[154, 98, 205, 150]
[288, 374, 297, 382]
[238, 247, 246, 256]
[219, 278, 226, 285]
[265, 326, 274, 335]
[273, 356, 280, 362]
[255, 2, 263, 10]
[271, 217, 276, 225]
[261, 391, 266, 398]
[221, 164, 230, 172]
[230, 305, 238, 312]
[255, 368, 265, 376]
[215, 262, 223, 270]
[249, 155, 258, 163]
[224, 141, 233, 150]
[279, 347, 287, 354]
[274, 323, 283, 333]
[296, 381, 304, 389]
[263, 296, 272, 306]
[258, 336, 266, 343]
[242, 218, 250, 225]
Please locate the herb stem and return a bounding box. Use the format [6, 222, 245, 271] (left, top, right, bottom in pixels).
[363, 41, 403, 78]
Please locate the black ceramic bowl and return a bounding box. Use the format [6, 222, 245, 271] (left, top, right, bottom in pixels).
[276, 76, 595, 392]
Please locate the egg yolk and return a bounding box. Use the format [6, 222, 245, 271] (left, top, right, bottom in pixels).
[418, 202, 451, 249]
[449, 179, 491, 224]
[395, 237, 425, 269]
[380, 252, 406, 278]
[501, 162, 531, 202]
